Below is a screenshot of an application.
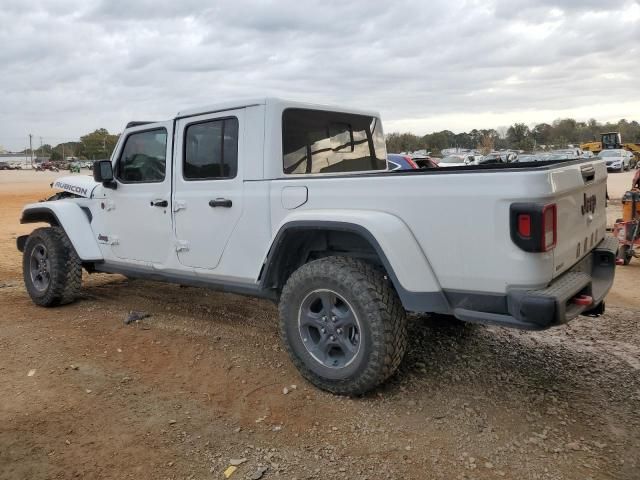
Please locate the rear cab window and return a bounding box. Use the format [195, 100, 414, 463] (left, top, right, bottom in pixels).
[282, 108, 387, 174]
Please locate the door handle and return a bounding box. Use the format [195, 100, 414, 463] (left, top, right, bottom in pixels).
[151, 200, 168, 207]
[209, 198, 232, 208]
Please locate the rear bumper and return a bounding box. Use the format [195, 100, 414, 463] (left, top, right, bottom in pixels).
[453, 236, 618, 330]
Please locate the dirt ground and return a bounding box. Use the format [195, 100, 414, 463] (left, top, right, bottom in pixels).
[1, 169, 639, 480]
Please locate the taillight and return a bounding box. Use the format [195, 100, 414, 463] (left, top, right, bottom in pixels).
[541, 204, 557, 251]
[404, 156, 419, 169]
[510, 203, 557, 252]
[518, 214, 531, 237]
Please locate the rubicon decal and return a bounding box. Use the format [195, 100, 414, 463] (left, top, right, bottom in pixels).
[581, 193, 597, 215]
[53, 181, 88, 196]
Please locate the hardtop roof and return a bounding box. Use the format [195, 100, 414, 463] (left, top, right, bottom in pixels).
[175, 97, 380, 120]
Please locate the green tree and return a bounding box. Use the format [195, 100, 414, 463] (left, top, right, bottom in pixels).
[79, 128, 119, 159]
[551, 118, 578, 145]
[532, 123, 552, 147]
[507, 123, 535, 150]
[385, 132, 423, 153]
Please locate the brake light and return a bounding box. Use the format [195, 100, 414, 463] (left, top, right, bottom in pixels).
[518, 214, 531, 237]
[542, 204, 557, 252]
[404, 156, 419, 169]
[510, 203, 558, 252]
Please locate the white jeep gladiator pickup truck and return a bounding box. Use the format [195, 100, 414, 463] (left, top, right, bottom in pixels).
[18, 98, 617, 395]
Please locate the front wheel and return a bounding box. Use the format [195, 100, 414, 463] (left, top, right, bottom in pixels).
[279, 257, 408, 395]
[23, 227, 82, 306]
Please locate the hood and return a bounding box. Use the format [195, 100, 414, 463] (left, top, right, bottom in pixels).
[51, 175, 99, 198]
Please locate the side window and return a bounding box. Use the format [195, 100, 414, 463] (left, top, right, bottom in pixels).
[116, 129, 167, 183]
[283, 109, 387, 175]
[184, 117, 239, 180]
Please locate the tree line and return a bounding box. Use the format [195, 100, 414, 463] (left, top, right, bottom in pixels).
[386, 118, 640, 155]
[22, 129, 120, 161]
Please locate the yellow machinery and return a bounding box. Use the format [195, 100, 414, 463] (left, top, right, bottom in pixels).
[613, 190, 640, 265]
[581, 132, 640, 163]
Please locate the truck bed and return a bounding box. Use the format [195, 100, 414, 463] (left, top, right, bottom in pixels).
[268, 157, 608, 296]
[388, 158, 591, 176]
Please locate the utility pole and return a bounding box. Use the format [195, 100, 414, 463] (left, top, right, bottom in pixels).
[39, 137, 43, 159]
[29, 134, 33, 166]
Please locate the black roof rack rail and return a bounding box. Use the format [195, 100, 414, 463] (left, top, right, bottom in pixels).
[126, 121, 157, 128]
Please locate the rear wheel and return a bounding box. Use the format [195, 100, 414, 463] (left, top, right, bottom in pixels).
[279, 257, 408, 395]
[23, 227, 82, 306]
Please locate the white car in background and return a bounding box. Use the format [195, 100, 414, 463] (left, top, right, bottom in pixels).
[438, 153, 481, 167]
[599, 149, 630, 172]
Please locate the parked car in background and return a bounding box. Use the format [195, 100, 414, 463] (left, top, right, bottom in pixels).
[477, 152, 516, 164]
[0, 161, 11, 170]
[412, 157, 439, 169]
[35, 162, 59, 172]
[555, 149, 581, 160]
[555, 147, 583, 159]
[387, 154, 419, 170]
[438, 153, 480, 167]
[582, 150, 595, 159]
[387, 154, 438, 170]
[10, 162, 24, 169]
[513, 153, 542, 163]
[598, 149, 630, 172]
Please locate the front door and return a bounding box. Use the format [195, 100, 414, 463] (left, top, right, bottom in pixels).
[173, 110, 244, 269]
[102, 122, 173, 264]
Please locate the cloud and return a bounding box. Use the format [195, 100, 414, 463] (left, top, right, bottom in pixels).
[1, 0, 639, 149]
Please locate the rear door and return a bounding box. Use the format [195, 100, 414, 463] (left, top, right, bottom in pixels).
[172, 109, 245, 269]
[551, 161, 608, 277]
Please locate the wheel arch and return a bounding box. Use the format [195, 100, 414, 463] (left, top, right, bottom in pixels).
[19, 203, 103, 261]
[260, 216, 449, 314]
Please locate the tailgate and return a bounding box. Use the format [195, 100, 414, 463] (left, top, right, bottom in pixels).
[551, 161, 608, 278]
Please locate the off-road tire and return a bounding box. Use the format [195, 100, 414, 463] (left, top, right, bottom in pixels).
[23, 227, 82, 307]
[279, 256, 408, 395]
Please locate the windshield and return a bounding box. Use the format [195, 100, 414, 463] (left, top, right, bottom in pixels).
[439, 155, 464, 164]
[599, 150, 623, 158]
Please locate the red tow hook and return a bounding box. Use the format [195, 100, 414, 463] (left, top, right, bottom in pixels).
[616, 258, 625, 265]
[572, 294, 593, 306]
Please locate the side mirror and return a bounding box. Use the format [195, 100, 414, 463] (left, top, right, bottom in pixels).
[93, 160, 117, 189]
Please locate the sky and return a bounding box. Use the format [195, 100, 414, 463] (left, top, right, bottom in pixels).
[1, 0, 639, 151]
